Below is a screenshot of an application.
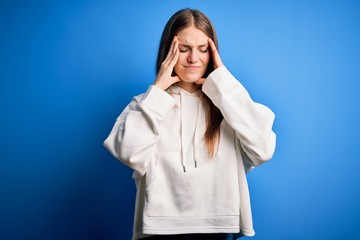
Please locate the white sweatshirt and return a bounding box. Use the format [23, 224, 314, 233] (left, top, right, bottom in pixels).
[104, 66, 276, 239]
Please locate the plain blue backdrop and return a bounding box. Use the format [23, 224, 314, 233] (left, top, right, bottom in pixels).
[1, 0, 360, 239]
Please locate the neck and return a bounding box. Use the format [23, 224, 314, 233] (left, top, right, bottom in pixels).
[176, 81, 199, 93]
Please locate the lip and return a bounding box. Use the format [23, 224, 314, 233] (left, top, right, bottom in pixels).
[184, 65, 201, 71]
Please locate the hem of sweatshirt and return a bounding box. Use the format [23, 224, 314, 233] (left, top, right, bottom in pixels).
[140, 85, 176, 120]
[136, 214, 255, 238]
[134, 229, 255, 240]
[134, 228, 242, 239]
[134, 229, 255, 239]
[241, 228, 255, 236]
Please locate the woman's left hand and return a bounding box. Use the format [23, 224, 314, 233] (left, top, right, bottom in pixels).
[196, 38, 224, 85]
[208, 38, 224, 69]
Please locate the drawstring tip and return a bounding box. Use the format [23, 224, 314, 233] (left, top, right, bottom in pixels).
[183, 166, 186, 172]
[194, 161, 197, 168]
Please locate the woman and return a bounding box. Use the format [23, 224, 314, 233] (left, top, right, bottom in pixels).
[104, 8, 276, 240]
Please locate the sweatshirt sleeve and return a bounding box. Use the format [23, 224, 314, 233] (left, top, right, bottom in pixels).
[202, 66, 276, 168]
[103, 85, 176, 177]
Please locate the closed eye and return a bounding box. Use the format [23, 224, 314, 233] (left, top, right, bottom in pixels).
[178, 44, 208, 53]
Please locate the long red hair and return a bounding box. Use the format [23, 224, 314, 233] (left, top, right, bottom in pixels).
[156, 9, 223, 157]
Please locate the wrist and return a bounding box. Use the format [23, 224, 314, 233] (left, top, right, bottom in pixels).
[154, 82, 168, 91]
[214, 63, 224, 69]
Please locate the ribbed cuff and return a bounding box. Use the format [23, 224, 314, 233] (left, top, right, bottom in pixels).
[140, 85, 176, 120]
[202, 66, 246, 99]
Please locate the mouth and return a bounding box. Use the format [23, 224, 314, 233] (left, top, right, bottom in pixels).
[183, 65, 201, 72]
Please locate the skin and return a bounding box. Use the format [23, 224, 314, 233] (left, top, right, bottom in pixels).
[174, 26, 210, 91]
[154, 26, 224, 93]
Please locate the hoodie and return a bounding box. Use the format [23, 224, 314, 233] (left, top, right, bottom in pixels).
[104, 66, 276, 239]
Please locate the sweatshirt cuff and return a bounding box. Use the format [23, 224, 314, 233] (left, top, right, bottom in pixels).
[202, 66, 247, 99]
[140, 85, 176, 120]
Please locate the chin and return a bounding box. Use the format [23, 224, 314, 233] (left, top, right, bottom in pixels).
[178, 73, 205, 83]
[181, 77, 200, 83]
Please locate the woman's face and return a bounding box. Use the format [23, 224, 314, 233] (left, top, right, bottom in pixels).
[174, 26, 211, 83]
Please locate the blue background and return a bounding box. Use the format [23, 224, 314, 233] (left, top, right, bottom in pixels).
[1, 0, 359, 239]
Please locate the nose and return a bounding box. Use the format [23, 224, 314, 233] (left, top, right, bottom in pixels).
[187, 50, 199, 63]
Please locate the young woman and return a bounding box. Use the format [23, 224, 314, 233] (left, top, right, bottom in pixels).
[104, 8, 276, 240]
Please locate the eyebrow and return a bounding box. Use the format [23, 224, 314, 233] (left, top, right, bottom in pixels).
[179, 43, 209, 48]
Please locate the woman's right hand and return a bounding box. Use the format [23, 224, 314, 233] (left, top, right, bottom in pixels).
[154, 36, 180, 90]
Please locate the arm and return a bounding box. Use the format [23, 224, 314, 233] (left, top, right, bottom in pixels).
[104, 36, 180, 177]
[103, 86, 175, 177]
[201, 38, 276, 168]
[203, 66, 276, 167]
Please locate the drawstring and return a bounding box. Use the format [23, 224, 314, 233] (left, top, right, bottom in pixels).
[179, 92, 186, 172]
[179, 89, 201, 173]
[193, 98, 200, 169]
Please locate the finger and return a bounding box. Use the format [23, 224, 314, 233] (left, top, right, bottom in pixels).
[208, 38, 223, 68]
[165, 36, 178, 62]
[169, 43, 179, 66]
[170, 75, 181, 85]
[208, 38, 219, 60]
[195, 78, 206, 85]
[172, 36, 178, 54]
[163, 38, 178, 68]
[162, 45, 178, 70]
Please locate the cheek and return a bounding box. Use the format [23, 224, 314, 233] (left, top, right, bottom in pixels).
[173, 62, 181, 77]
[174, 54, 186, 72]
[201, 53, 210, 68]
[177, 53, 187, 64]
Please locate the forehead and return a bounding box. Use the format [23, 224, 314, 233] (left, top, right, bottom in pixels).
[177, 26, 208, 46]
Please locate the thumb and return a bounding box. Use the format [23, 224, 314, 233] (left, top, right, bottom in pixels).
[195, 78, 206, 85]
[170, 75, 181, 85]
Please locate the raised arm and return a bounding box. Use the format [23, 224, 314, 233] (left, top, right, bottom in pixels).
[202, 38, 276, 168]
[104, 36, 180, 177]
